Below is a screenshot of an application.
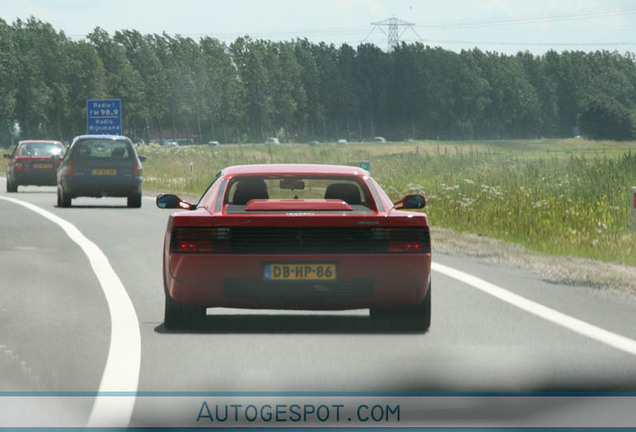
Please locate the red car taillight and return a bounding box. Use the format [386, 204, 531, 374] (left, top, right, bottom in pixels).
[372, 227, 430, 254]
[170, 228, 228, 254]
[175, 239, 214, 253]
[66, 159, 74, 175]
[388, 240, 424, 253]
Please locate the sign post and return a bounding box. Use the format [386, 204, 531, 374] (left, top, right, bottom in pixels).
[631, 187, 636, 229]
[87, 99, 122, 135]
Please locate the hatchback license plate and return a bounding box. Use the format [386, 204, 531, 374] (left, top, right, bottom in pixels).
[33, 163, 53, 169]
[264, 263, 336, 281]
[93, 169, 117, 176]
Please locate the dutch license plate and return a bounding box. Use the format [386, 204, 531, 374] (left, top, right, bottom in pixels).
[33, 163, 53, 169]
[92, 169, 117, 176]
[264, 263, 337, 281]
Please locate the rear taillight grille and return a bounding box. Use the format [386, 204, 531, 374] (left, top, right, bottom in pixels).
[170, 227, 430, 254]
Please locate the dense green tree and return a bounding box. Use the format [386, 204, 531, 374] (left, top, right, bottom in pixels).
[0, 18, 17, 144]
[517, 51, 559, 136]
[61, 41, 107, 138]
[578, 94, 634, 140]
[355, 43, 390, 139]
[3, 17, 636, 145]
[12, 17, 68, 139]
[231, 37, 275, 141]
[269, 41, 307, 141]
[292, 39, 322, 141]
[87, 27, 146, 139]
[200, 37, 245, 143]
[113, 30, 167, 141]
[465, 50, 540, 138]
[334, 44, 361, 140]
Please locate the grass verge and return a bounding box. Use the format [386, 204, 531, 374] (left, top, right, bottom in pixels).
[137, 139, 636, 266]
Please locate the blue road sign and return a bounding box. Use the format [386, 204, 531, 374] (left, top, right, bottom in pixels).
[87, 99, 122, 135]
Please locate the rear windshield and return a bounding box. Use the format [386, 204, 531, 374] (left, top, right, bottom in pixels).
[72, 139, 132, 159]
[18, 142, 64, 157]
[225, 176, 376, 213]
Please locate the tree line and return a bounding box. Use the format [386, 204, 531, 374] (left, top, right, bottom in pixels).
[1, 16, 635, 146]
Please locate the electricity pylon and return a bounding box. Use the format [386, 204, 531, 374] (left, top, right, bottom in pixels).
[370, 17, 417, 51]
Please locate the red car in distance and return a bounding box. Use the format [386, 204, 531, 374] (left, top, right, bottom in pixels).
[157, 164, 431, 331]
[4, 140, 65, 192]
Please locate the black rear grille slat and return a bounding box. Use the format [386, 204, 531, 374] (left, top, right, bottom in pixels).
[171, 227, 429, 254]
[229, 227, 373, 254]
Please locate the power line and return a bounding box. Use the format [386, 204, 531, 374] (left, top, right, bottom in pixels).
[416, 6, 636, 30]
[63, 6, 636, 53]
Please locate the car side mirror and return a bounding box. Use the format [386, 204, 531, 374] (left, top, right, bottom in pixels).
[138, 156, 146, 162]
[394, 194, 426, 210]
[3, 154, 11, 159]
[156, 193, 194, 210]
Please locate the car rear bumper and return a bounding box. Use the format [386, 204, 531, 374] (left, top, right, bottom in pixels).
[165, 253, 431, 310]
[61, 175, 142, 198]
[12, 169, 57, 186]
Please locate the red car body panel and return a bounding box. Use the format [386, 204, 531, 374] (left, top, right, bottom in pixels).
[5, 140, 65, 188]
[162, 164, 431, 311]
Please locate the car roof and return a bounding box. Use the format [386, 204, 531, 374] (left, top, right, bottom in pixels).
[18, 140, 63, 145]
[221, 164, 370, 177]
[72, 134, 131, 142]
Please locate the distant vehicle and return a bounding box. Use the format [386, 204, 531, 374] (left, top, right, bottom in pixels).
[308, 140, 320, 146]
[4, 140, 66, 192]
[336, 139, 348, 145]
[56, 135, 146, 208]
[156, 163, 430, 331]
[374, 136, 386, 143]
[166, 141, 179, 147]
[265, 137, 281, 145]
[208, 141, 220, 146]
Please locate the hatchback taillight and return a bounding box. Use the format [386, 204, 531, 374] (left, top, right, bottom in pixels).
[66, 160, 74, 175]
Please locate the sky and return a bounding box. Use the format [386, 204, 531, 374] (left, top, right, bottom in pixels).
[1, 0, 636, 55]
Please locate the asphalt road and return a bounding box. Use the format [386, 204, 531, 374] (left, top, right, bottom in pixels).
[3, 182, 636, 426]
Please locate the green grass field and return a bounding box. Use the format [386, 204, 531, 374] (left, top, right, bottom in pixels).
[138, 139, 636, 266]
[3, 139, 635, 265]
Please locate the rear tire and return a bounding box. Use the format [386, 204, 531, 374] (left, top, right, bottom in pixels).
[6, 177, 17, 192]
[57, 187, 71, 207]
[164, 293, 205, 330]
[370, 282, 431, 332]
[127, 192, 142, 208]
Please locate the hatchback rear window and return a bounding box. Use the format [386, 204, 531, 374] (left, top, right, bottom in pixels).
[74, 139, 132, 159]
[18, 143, 64, 157]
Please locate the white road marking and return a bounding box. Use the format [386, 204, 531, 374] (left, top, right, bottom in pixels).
[0, 196, 141, 427]
[433, 262, 636, 357]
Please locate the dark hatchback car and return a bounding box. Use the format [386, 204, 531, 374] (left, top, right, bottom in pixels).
[56, 135, 145, 208]
[4, 140, 66, 192]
